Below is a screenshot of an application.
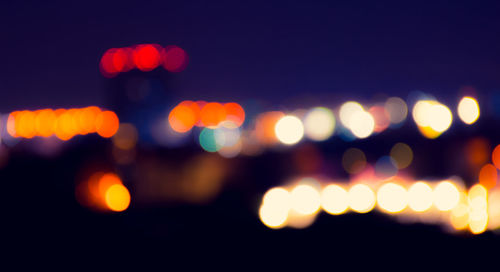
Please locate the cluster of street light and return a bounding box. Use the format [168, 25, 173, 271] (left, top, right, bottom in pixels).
[259, 177, 498, 235]
[5, 107, 119, 140]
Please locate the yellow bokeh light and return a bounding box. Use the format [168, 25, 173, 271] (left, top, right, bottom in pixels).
[457, 96, 480, 125]
[263, 187, 291, 208]
[412, 100, 434, 127]
[488, 190, 500, 230]
[429, 104, 452, 133]
[290, 184, 321, 215]
[469, 209, 488, 235]
[348, 184, 376, 213]
[321, 184, 349, 215]
[348, 110, 375, 139]
[274, 115, 304, 145]
[259, 203, 289, 229]
[450, 203, 469, 230]
[104, 184, 131, 212]
[339, 101, 364, 128]
[286, 210, 317, 229]
[412, 100, 452, 134]
[433, 181, 460, 211]
[377, 183, 408, 213]
[408, 181, 433, 212]
[303, 107, 335, 141]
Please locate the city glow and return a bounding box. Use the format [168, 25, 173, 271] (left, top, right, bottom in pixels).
[348, 184, 376, 213]
[303, 107, 335, 141]
[377, 183, 408, 213]
[274, 115, 304, 145]
[321, 184, 349, 215]
[457, 96, 480, 125]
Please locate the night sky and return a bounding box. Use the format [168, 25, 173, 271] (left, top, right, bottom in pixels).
[2, 1, 500, 111]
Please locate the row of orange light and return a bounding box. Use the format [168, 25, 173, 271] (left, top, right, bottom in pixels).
[259, 178, 499, 235]
[76, 172, 131, 212]
[100, 44, 188, 77]
[7, 107, 119, 140]
[168, 100, 245, 133]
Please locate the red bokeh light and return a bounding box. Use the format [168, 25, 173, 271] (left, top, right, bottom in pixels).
[162, 45, 188, 72]
[133, 44, 162, 71]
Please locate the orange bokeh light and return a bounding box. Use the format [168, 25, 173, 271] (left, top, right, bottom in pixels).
[479, 164, 497, 189]
[95, 111, 120, 138]
[105, 184, 131, 212]
[78, 172, 130, 212]
[200, 102, 227, 128]
[133, 44, 162, 71]
[16, 110, 37, 139]
[224, 102, 245, 127]
[169, 104, 197, 133]
[35, 109, 56, 137]
[493, 144, 500, 170]
[7, 107, 116, 140]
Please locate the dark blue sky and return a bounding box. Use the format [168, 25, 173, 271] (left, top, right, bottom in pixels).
[1, 0, 500, 111]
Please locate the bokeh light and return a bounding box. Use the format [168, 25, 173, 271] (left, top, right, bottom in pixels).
[321, 184, 349, 215]
[162, 45, 188, 72]
[223, 102, 245, 127]
[200, 102, 227, 128]
[348, 183, 376, 213]
[199, 128, 223, 152]
[492, 144, 500, 170]
[259, 187, 291, 229]
[105, 184, 131, 212]
[290, 184, 321, 215]
[112, 123, 138, 150]
[457, 96, 480, 125]
[339, 101, 364, 128]
[133, 44, 162, 71]
[433, 181, 460, 211]
[479, 163, 497, 189]
[384, 97, 408, 125]
[95, 111, 120, 138]
[348, 110, 375, 139]
[377, 183, 408, 213]
[169, 104, 197, 133]
[390, 143, 413, 169]
[303, 107, 335, 141]
[275, 115, 304, 145]
[407, 182, 433, 212]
